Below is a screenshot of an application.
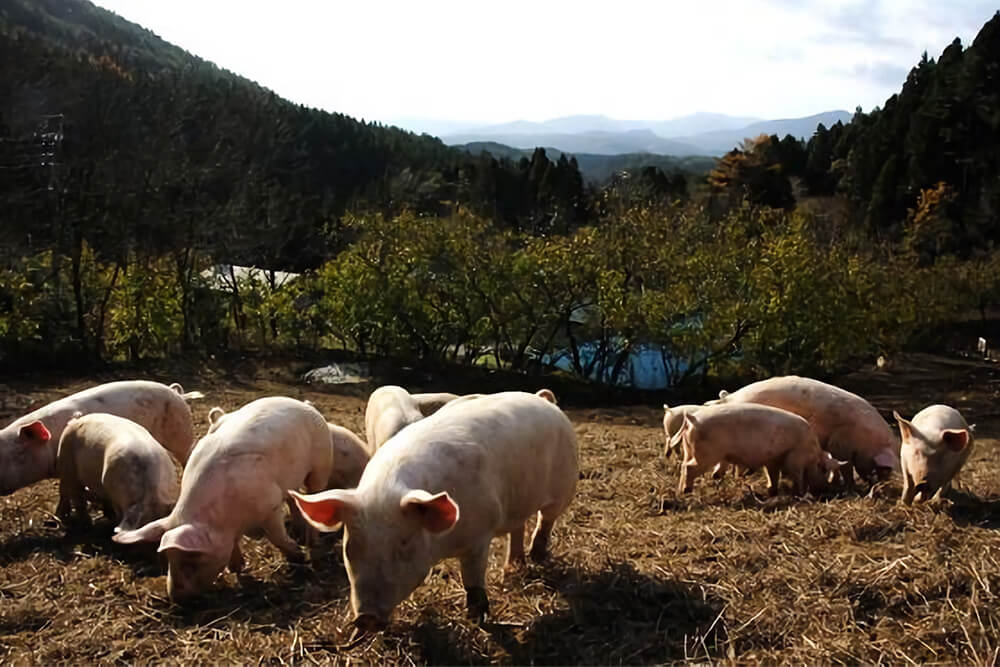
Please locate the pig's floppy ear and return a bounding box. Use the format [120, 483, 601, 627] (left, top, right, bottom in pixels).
[892, 411, 912, 440]
[401, 489, 459, 534]
[18, 421, 51, 445]
[941, 429, 970, 452]
[113, 516, 171, 545]
[158, 524, 214, 554]
[289, 489, 357, 532]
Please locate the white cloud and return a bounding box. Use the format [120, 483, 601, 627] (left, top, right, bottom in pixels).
[90, 0, 995, 124]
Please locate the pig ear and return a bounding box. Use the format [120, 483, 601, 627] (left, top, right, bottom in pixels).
[208, 407, 226, 425]
[113, 516, 171, 545]
[892, 411, 912, 440]
[400, 490, 459, 534]
[535, 389, 557, 404]
[941, 429, 970, 452]
[158, 524, 213, 554]
[288, 489, 357, 532]
[18, 421, 51, 445]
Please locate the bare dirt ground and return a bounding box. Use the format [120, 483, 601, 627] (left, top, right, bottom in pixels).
[1, 352, 1000, 664]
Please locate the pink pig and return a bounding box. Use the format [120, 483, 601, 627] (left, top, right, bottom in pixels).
[113, 397, 332, 601]
[290, 391, 579, 631]
[56, 412, 179, 533]
[364, 386, 461, 452]
[715, 376, 898, 488]
[676, 403, 842, 496]
[894, 405, 974, 504]
[0, 380, 202, 495]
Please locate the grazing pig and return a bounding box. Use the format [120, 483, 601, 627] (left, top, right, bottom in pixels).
[364, 386, 460, 452]
[0, 380, 203, 495]
[327, 423, 370, 489]
[715, 376, 898, 488]
[894, 405, 975, 504]
[290, 391, 579, 631]
[676, 403, 842, 496]
[56, 413, 179, 533]
[113, 397, 333, 601]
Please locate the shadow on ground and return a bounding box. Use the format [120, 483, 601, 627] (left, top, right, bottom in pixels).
[410, 559, 725, 665]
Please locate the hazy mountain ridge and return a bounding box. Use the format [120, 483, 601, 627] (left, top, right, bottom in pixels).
[438, 110, 853, 156]
[445, 128, 703, 157]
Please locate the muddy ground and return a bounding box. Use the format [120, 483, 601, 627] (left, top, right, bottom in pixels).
[1, 352, 1000, 664]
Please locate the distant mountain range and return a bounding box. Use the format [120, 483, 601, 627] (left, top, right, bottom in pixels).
[455, 142, 718, 184]
[392, 111, 853, 157]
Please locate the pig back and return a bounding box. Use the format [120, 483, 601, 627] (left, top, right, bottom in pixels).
[364, 386, 424, 452]
[688, 403, 817, 468]
[177, 397, 332, 519]
[373, 392, 578, 541]
[723, 376, 895, 456]
[10, 381, 195, 466]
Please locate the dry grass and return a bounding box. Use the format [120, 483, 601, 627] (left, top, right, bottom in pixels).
[1, 353, 1000, 663]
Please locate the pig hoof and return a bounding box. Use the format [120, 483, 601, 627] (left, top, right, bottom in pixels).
[465, 587, 489, 623]
[353, 614, 388, 634]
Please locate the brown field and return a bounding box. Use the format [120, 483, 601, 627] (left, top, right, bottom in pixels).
[1, 352, 1000, 664]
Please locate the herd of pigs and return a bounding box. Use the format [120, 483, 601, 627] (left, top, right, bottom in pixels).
[0, 375, 975, 633]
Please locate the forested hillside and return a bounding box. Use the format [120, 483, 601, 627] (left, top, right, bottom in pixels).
[2, 0, 999, 388]
[803, 17, 1000, 254]
[0, 0, 591, 262]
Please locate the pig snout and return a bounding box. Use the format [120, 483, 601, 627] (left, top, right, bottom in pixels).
[166, 573, 199, 603]
[353, 613, 389, 633]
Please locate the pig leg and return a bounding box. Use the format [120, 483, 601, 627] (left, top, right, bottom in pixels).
[528, 515, 554, 563]
[56, 480, 74, 523]
[228, 538, 244, 573]
[261, 506, 305, 563]
[61, 477, 92, 527]
[460, 541, 491, 622]
[763, 463, 781, 497]
[899, 456, 916, 505]
[504, 522, 526, 573]
[679, 458, 713, 494]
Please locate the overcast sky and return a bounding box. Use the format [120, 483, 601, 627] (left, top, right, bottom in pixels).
[91, 0, 995, 127]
